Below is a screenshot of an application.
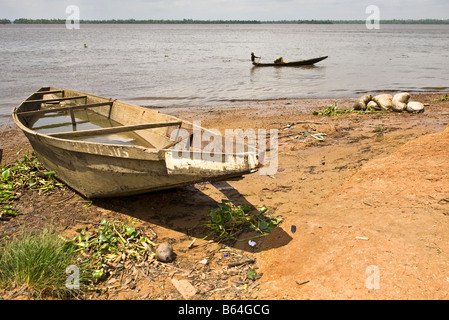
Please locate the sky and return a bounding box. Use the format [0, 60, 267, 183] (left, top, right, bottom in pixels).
[1, 0, 449, 21]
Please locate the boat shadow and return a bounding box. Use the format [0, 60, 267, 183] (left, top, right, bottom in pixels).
[91, 180, 292, 253]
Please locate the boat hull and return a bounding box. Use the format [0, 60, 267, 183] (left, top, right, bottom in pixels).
[13, 88, 258, 198]
[253, 56, 328, 67]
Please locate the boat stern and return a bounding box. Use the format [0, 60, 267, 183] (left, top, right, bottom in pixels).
[165, 149, 259, 177]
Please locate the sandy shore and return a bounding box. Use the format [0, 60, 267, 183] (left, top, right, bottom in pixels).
[1, 92, 449, 300]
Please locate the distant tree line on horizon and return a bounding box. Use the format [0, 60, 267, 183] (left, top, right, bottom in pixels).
[3, 18, 449, 25]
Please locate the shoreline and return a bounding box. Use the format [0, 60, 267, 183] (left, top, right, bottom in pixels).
[3, 88, 449, 126]
[6, 19, 449, 25]
[125, 88, 449, 113]
[2, 92, 449, 300]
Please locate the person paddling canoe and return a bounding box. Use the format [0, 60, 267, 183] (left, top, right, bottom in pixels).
[251, 52, 260, 63]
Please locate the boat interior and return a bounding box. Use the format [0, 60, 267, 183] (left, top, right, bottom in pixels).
[15, 87, 254, 155]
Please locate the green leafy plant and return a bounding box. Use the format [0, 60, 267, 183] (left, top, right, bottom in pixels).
[204, 200, 282, 242]
[70, 218, 155, 282]
[0, 150, 64, 217]
[313, 104, 388, 116]
[432, 94, 449, 102]
[247, 269, 259, 281]
[313, 104, 351, 116]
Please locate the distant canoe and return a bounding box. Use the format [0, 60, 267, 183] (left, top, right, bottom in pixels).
[12, 87, 259, 198]
[252, 56, 328, 67]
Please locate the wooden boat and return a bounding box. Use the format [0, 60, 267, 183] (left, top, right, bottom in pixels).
[252, 56, 328, 67]
[12, 87, 259, 198]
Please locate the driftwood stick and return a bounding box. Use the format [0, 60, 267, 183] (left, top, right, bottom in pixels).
[272, 120, 328, 126]
[227, 258, 256, 268]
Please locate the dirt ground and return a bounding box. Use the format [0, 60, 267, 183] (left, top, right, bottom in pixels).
[1, 92, 449, 300]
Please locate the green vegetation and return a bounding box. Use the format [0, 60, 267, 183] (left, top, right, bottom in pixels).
[12, 18, 65, 24]
[373, 126, 384, 133]
[432, 94, 449, 102]
[204, 200, 282, 242]
[70, 218, 155, 283]
[0, 216, 156, 297]
[0, 19, 12, 24]
[313, 105, 352, 116]
[0, 229, 85, 298]
[0, 152, 77, 298]
[10, 18, 449, 25]
[263, 19, 449, 24]
[313, 104, 388, 116]
[0, 151, 64, 218]
[12, 18, 262, 24]
[247, 269, 260, 281]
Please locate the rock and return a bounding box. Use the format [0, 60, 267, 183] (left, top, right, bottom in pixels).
[392, 92, 410, 112]
[171, 278, 197, 299]
[353, 94, 372, 110]
[367, 100, 381, 110]
[155, 242, 174, 262]
[406, 101, 425, 113]
[372, 94, 393, 111]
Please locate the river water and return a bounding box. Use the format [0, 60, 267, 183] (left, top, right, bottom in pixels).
[1, 23, 448, 123]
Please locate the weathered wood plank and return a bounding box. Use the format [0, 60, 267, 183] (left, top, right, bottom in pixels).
[47, 121, 183, 139]
[16, 102, 113, 116]
[22, 96, 88, 104]
[34, 90, 64, 95]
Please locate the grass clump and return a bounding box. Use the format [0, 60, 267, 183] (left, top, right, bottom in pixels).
[0, 229, 86, 298]
[204, 200, 283, 242]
